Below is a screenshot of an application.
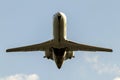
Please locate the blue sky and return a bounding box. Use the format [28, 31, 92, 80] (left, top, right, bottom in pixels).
[0, 0, 120, 80]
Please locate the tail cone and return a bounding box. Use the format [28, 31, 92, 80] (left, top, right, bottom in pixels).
[55, 57, 64, 69]
[56, 63, 62, 69]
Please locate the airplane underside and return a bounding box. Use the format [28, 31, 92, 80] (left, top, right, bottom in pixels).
[6, 12, 112, 69]
[6, 39, 112, 69]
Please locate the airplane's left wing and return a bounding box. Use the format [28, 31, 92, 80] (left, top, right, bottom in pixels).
[65, 40, 113, 52]
[6, 40, 53, 52]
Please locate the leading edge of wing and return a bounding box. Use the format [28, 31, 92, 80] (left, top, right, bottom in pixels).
[65, 40, 113, 52]
[6, 40, 53, 52]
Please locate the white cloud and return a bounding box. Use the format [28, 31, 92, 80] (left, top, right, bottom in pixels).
[113, 77, 120, 80]
[26, 74, 39, 80]
[84, 54, 99, 63]
[0, 74, 39, 80]
[83, 54, 120, 75]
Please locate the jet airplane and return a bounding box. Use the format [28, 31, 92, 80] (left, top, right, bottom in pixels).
[6, 12, 113, 69]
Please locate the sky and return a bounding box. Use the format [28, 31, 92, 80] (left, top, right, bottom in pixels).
[0, 0, 120, 80]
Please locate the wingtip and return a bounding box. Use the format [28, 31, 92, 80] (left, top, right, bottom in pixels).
[6, 49, 9, 52]
[111, 49, 113, 52]
[6, 49, 12, 52]
[108, 49, 113, 52]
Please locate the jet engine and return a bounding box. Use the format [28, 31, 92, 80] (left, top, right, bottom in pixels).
[44, 49, 53, 60]
[65, 51, 74, 60]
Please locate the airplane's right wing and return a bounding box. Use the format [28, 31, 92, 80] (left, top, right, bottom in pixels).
[65, 40, 113, 52]
[6, 40, 53, 52]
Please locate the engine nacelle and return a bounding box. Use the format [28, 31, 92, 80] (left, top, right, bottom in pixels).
[44, 49, 53, 60]
[65, 51, 74, 60]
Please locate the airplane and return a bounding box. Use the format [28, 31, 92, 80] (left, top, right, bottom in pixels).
[6, 12, 113, 69]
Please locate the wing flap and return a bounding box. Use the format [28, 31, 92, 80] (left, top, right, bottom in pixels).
[6, 40, 53, 52]
[65, 40, 113, 52]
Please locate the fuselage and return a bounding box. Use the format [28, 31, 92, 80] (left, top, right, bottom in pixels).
[53, 12, 67, 42]
[52, 12, 68, 69]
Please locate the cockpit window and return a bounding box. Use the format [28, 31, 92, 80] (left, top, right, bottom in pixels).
[58, 15, 61, 20]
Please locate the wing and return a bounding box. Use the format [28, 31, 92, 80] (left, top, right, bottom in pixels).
[65, 40, 113, 52]
[6, 40, 53, 52]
